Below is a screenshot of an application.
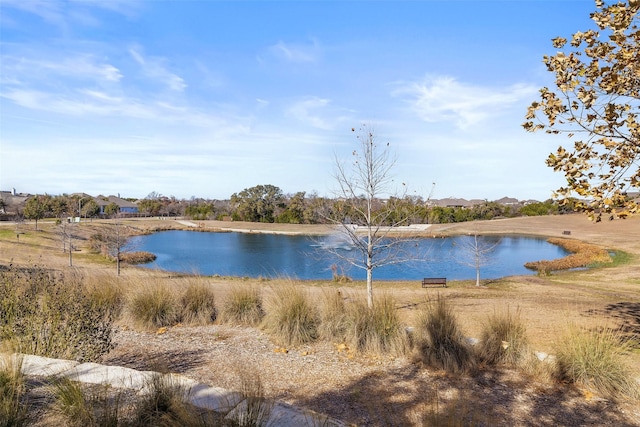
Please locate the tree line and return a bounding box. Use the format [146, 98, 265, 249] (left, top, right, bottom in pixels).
[16, 188, 574, 226]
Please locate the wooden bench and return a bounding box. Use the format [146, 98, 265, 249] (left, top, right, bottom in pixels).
[422, 277, 447, 288]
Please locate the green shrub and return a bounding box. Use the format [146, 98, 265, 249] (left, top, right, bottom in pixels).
[127, 284, 182, 330]
[0, 353, 29, 427]
[554, 325, 638, 399]
[477, 308, 529, 367]
[0, 267, 115, 362]
[180, 281, 217, 325]
[220, 286, 264, 326]
[317, 289, 348, 341]
[413, 297, 476, 374]
[344, 294, 409, 355]
[263, 283, 318, 346]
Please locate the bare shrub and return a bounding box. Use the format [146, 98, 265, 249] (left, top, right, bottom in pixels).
[0, 267, 115, 362]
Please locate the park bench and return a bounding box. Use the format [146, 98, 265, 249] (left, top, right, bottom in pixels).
[422, 277, 447, 288]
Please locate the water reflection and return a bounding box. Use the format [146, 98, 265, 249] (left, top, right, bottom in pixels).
[130, 231, 568, 281]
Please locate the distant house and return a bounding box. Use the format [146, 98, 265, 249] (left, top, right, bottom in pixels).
[94, 195, 139, 215]
[431, 198, 484, 208]
[0, 188, 30, 218]
[494, 197, 521, 206]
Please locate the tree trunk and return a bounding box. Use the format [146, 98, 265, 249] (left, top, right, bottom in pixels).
[367, 238, 374, 308]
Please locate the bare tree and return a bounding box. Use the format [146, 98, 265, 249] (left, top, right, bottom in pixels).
[100, 220, 131, 275]
[326, 125, 420, 308]
[57, 220, 76, 267]
[456, 233, 501, 287]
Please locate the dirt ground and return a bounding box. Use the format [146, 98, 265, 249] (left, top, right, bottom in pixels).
[1, 214, 639, 425]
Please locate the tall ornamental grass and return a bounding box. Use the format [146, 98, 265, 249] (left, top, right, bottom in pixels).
[554, 324, 638, 399]
[344, 294, 409, 355]
[126, 283, 182, 330]
[413, 296, 476, 374]
[0, 352, 29, 427]
[317, 289, 348, 341]
[219, 285, 264, 326]
[477, 308, 529, 367]
[262, 283, 318, 346]
[180, 280, 217, 325]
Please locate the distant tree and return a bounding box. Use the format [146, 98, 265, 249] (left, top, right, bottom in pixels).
[95, 221, 131, 276]
[104, 202, 120, 217]
[81, 200, 100, 218]
[185, 202, 215, 220]
[49, 196, 69, 218]
[519, 200, 559, 216]
[23, 195, 49, 230]
[57, 220, 76, 267]
[523, 0, 640, 220]
[230, 184, 284, 223]
[326, 125, 418, 309]
[138, 199, 163, 216]
[276, 191, 307, 223]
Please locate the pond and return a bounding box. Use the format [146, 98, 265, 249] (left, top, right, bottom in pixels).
[129, 231, 568, 281]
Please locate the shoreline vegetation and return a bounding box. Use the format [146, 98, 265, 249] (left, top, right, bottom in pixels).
[524, 238, 613, 274]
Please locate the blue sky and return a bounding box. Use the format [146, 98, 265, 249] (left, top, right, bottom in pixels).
[1, 0, 597, 201]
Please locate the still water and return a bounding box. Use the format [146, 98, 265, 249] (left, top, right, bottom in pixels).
[129, 231, 568, 281]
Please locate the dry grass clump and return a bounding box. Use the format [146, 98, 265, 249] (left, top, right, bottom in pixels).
[129, 373, 206, 427]
[525, 238, 612, 273]
[180, 280, 217, 325]
[477, 308, 529, 367]
[219, 285, 264, 326]
[317, 289, 348, 341]
[0, 267, 115, 362]
[120, 251, 157, 265]
[0, 352, 29, 427]
[262, 282, 318, 347]
[553, 324, 639, 400]
[226, 366, 272, 427]
[46, 377, 123, 427]
[413, 296, 476, 374]
[343, 294, 409, 355]
[83, 271, 126, 319]
[126, 283, 182, 330]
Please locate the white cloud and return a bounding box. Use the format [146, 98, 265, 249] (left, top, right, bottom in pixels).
[393, 75, 538, 130]
[286, 97, 334, 130]
[129, 46, 186, 92]
[267, 39, 321, 63]
[2, 55, 122, 83]
[0, 0, 140, 29]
